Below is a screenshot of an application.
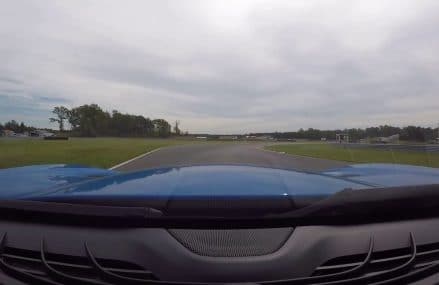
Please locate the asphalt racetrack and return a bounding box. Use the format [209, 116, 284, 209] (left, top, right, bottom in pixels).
[114, 143, 348, 172]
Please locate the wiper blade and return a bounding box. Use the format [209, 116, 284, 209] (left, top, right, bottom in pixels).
[147, 184, 439, 227]
[0, 200, 162, 227]
[275, 183, 439, 223]
[2, 184, 439, 228]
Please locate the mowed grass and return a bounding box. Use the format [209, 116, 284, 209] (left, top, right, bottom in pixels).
[266, 143, 439, 168]
[0, 137, 192, 169]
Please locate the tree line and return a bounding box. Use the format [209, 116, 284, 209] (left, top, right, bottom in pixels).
[250, 125, 439, 142]
[49, 104, 172, 137]
[1, 107, 437, 142]
[0, 120, 35, 133]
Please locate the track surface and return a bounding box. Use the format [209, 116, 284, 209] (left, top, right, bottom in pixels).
[114, 143, 348, 172]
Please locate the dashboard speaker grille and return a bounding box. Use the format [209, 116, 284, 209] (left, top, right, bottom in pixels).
[168, 228, 294, 257]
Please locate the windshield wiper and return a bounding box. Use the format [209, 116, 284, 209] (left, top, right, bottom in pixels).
[274, 183, 439, 224]
[143, 184, 439, 227]
[2, 184, 439, 228]
[0, 200, 162, 227]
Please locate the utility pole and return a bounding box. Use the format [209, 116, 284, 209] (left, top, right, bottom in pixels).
[174, 120, 181, 135]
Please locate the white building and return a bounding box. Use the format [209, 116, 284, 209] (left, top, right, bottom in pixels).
[30, 130, 54, 137]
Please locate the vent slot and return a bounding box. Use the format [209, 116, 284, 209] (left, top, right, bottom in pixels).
[306, 233, 439, 284]
[259, 233, 439, 284]
[1, 231, 439, 284]
[0, 233, 158, 285]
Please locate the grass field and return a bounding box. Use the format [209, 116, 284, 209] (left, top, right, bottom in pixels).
[0, 137, 193, 169]
[266, 143, 439, 168]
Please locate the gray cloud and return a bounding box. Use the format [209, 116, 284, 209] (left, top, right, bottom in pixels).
[0, 0, 438, 133]
[0, 77, 23, 85]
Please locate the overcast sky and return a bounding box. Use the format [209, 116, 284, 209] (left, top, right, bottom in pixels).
[1, 0, 438, 133]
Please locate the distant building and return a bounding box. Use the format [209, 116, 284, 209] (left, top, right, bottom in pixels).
[245, 135, 273, 140]
[257, 135, 273, 140]
[30, 130, 54, 137]
[336, 133, 349, 143]
[219, 135, 238, 140]
[2, 130, 16, 137]
[375, 134, 399, 144]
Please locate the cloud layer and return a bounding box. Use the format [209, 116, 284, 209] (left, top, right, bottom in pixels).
[1, 0, 438, 133]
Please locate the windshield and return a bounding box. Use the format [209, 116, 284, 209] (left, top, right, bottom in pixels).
[1, 1, 439, 219]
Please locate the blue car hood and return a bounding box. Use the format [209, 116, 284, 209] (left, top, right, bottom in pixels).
[1, 163, 439, 202]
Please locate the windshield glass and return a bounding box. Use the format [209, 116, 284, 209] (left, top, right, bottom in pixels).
[1, 1, 439, 217]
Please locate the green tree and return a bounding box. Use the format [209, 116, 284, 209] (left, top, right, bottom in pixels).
[18, 122, 25, 133]
[49, 106, 70, 131]
[68, 104, 108, 136]
[53, 103, 173, 138]
[153, 119, 171, 137]
[4, 120, 19, 132]
[67, 108, 80, 130]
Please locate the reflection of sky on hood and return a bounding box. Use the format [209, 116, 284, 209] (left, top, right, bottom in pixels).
[324, 164, 439, 187]
[3, 164, 439, 201]
[0, 165, 115, 198]
[45, 165, 366, 199]
[1, 1, 439, 133]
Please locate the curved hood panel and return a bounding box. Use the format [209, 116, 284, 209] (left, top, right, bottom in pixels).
[37, 165, 368, 201]
[1, 164, 439, 202]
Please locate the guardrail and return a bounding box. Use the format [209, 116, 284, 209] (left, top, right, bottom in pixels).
[331, 143, 439, 153]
